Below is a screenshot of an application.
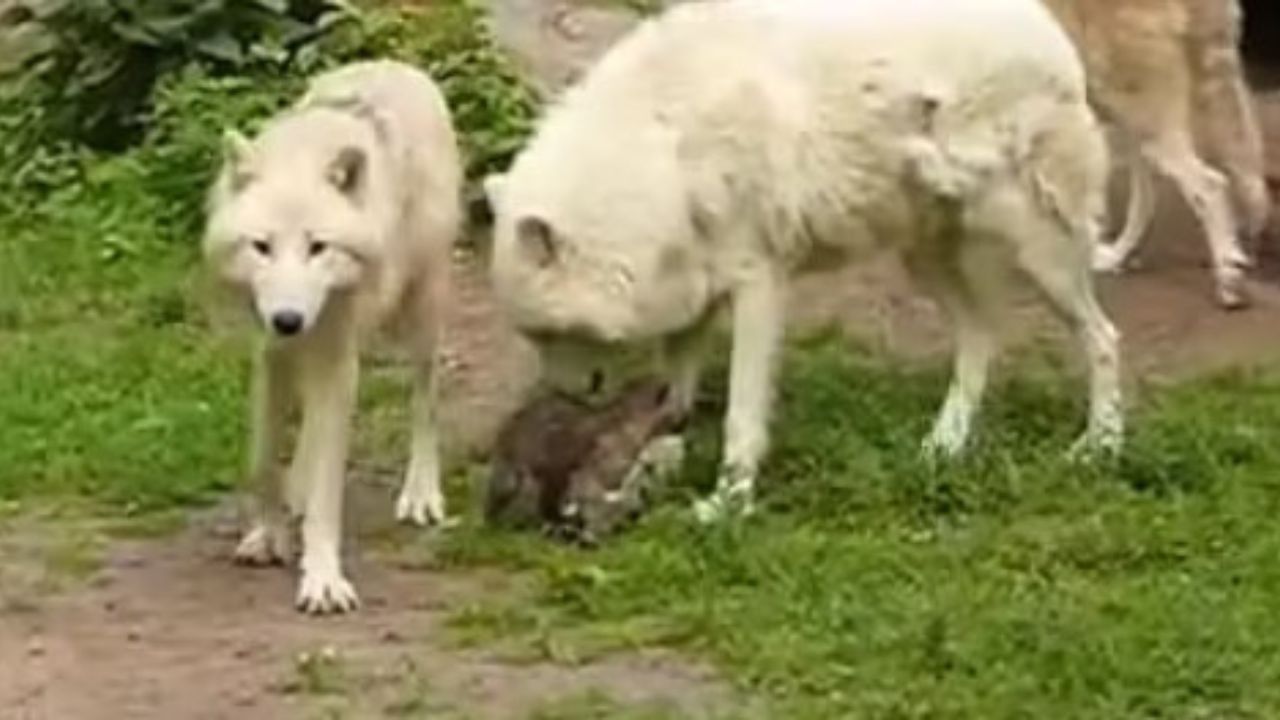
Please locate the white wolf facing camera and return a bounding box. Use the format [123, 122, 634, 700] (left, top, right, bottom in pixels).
[486, 0, 1124, 521]
[204, 60, 462, 614]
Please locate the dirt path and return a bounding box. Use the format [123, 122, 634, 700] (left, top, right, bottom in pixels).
[0, 489, 738, 720]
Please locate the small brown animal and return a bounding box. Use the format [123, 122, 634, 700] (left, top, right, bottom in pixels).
[485, 379, 686, 545]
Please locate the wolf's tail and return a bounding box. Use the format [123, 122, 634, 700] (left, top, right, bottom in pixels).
[1093, 148, 1157, 273]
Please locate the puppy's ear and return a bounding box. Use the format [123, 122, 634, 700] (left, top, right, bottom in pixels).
[327, 146, 367, 198]
[516, 215, 559, 268]
[483, 173, 507, 211]
[222, 129, 254, 192]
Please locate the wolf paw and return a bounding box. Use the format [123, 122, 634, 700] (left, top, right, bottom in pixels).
[692, 477, 756, 525]
[233, 523, 291, 566]
[1226, 246, 1254, 270]
[692, 492, 756, 525]
[1210, 258, 1250, 309]
[920, 425, 968, 463]
[296, 569, 360, 615]
[395, 485, 447, 527]
[1066, 429, 1122, 463]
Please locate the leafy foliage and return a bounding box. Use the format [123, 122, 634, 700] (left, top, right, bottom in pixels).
[11, 0, 354, 149]
[2, 0, 536, 207]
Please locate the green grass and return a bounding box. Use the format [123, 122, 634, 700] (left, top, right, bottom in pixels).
[434, 340, 1280, 719]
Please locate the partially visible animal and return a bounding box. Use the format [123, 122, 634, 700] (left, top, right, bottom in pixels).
[203, 60, 462, 614]
[486, 379, 685, 545]
[485, 0, 1123, 521]
[1044, 0, 1269, 308]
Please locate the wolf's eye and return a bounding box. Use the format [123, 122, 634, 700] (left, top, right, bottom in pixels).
[308, 240, 328, 258]
[249, 238, 271, 257]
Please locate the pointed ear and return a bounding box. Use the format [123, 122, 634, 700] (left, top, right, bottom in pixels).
[483, 173, 507, 211]
[222, 129, 254, 191]
[516, 215, 558, 268]
[327, 146, 366, 197]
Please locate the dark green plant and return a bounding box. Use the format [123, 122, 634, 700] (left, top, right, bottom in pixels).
[16, 0, 354, 149]
[0, 1, 538, 233]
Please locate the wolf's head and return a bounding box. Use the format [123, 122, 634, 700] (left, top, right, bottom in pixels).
[203, 109, 386, 338]
[485, 118, 719, 399]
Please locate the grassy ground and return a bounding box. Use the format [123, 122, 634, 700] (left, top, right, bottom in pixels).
[439, 341, 1280, 718]
[7, 5, 1280, 719]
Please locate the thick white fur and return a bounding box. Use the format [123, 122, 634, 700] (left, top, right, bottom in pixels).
[204, 60, 461, 613]
[487, 0, 1123, 520]
[1045, 0, 1269, 308]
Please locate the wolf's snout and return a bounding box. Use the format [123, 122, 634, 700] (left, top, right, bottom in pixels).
[270, 310, 305, 336]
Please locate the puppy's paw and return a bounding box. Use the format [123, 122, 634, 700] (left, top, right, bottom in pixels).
[233, 523, 291, 566]
[295, 569, 360, 615]
[639, 434, 687, 477]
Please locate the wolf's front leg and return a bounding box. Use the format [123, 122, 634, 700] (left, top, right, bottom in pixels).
[694, 268, 784, 523]
[235, 344, 295, 566]
[396, 281, 448, 527]
[397, 354, 447, 526]
[292, 343, 360, 614]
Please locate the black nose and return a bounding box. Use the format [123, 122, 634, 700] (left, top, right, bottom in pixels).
[270, 310, 304, 336]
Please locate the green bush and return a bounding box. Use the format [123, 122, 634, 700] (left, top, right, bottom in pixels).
[2, 1, 536, 208]
[15, 0, 355, 149]
[0, 1, 537, 238]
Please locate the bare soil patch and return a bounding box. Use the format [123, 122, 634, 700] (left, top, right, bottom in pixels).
[0, 488, 738, 720]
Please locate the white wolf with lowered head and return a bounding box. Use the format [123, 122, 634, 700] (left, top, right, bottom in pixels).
[204, 60, 462, 614]
[485, 0, 1123, 521]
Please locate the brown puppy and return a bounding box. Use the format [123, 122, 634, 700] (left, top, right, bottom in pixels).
[485, 379, 686, 545]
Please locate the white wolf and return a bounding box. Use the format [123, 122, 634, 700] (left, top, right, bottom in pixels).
[204, 60, 462, 613]
[485, 0, 1123, 520]
[1043, 0, 1269, 308]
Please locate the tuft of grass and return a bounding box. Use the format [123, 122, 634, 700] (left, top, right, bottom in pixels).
[284, 646, 350, 696]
